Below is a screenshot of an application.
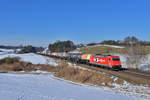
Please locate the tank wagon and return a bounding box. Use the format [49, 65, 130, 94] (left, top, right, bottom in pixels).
[80, 54, 92, 64]
[66, 52, 82, 63]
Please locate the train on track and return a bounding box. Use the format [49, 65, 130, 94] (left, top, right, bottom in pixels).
[40, 52, 122, 69]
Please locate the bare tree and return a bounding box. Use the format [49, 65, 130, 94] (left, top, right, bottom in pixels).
[124, 36, 139, 46]
[124, 36, 147, 68]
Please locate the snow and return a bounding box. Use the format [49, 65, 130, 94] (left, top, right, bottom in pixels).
[138, 54, 150, 71]
[42, 47, 49, 54]
[16, 48, 22, 52]
[0, 48, 14, 52]
[139, 65, 150, 71]
[111, 80, 150, 99]
[68, 62, 88, 70]
[0, 73, 147, 100]
[103, 45, 124, 48]
[111, 76, 119, 81]
[0, 52, 58, 66]
[77, 44, 124, 51]
[69, 51, 82, 53]
[86, 44, 124, 49]
[0, 48, 14, 55]
[32, 70, 52, 74]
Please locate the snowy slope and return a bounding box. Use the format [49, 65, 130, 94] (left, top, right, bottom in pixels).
[103, 45, 124, 48]
[0, 73, 147, 100]
[0, 53, 58, 66]
[111, 53, 150, 70]
[86, 44, 124, 49]
[0, 48, 14, 52]
[0, 48, 14, 55]
[138, 54, 150, 70]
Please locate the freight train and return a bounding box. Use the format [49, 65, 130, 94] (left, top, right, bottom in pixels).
[41, 52, 122, 69]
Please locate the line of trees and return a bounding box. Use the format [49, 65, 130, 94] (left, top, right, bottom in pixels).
[48, 40, 76, 52]
[0, 45, 44, 53]
[99, 36, 150, 46]
[18, 45, 44, 53]
[0, 45, 24, 49]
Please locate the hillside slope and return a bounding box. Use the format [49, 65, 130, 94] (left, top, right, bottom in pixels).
[0, 73, 147, 100]
[80, 45, 125, 54]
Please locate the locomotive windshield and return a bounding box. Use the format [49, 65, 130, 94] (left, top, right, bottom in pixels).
[113, 58, 120, 61]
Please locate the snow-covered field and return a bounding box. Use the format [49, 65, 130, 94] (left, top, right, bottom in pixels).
[0, 48, 14, 55]
[0, 48, 14, 52]
[102, 44, 124, 48]
[76, 44, 124, 52]
[0, 49, 58, 66]
[0, 73, 148, 100]
[85, 44, 124, 49]
[0, 48, 150, 100]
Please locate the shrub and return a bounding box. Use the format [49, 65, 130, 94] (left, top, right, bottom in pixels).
[0, 57, 20, 64]
[54, 66, 115, 87]
[12, 65, 23, 71]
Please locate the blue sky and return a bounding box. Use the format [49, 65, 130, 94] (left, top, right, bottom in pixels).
[0, 0, 150, 46]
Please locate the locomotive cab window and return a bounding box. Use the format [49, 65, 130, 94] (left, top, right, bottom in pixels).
[113, 58, 120, 61]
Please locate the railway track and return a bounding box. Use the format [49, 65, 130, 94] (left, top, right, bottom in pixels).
[124, 70, 150, 77]
[78, 64, 150, 85]
[40, 54, 150, 86]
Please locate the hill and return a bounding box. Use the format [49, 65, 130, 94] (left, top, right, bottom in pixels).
[79, 44, 150, 55]
[79, 44, 125, 54]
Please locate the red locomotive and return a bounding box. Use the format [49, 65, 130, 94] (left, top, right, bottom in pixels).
[90, 54, 121, 69]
